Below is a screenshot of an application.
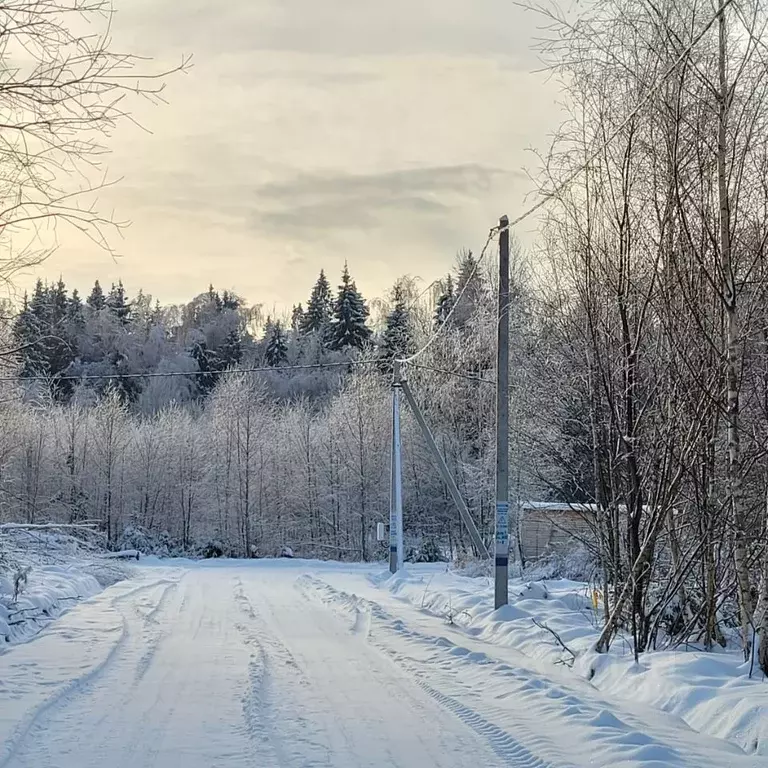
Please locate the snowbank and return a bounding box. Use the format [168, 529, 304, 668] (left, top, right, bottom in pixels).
[371, 566, 768, 756]
[0, 566, 102, 645]
[0, 527, 133, 647]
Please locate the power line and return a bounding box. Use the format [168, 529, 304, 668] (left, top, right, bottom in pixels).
[0, 359, 380, 384]
[408, 279, 440, 312]
[399, 0, 731, 371]
[401, 226, 500, 364]
[406, 361, 493, 385]
[0, 358, 493, 386]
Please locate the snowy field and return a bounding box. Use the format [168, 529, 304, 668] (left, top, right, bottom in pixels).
[0, 557, 765, 767]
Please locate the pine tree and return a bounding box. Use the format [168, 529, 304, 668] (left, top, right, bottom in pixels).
[219, 329, 243, 369]
[107, 280, 130, 324]
[291, 303, 305, 332]
[67, 289, 85, 328]
[207, 284, 223, 313]
[221, 290, 240, 311]
[380, 284, 413, 369]
[51, 277, 68, 324]
[87, 280, 106, 311]
[453, 250, 484, 328]
[265, 321, 288, 367]
[434, 273, 455, 328]
[300, 270, 333, 339]
[329, 264, 371, 351]
[189, 337, 218, 396]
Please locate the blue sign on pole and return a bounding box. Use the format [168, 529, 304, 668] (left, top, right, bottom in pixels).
[495, 501, 509, 545]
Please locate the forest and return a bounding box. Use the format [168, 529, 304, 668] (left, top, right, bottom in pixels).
[2, 0, 768, 672]
[2, 255, 518, 563]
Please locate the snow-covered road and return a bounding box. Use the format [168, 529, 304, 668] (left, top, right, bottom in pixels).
[0, 561, 762, 767]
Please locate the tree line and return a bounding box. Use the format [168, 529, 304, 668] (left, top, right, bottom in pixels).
[10, 261, 416, 407]
[0, 251, 504, 564]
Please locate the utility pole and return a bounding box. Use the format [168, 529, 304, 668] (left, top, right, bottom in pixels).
[389, 360, 404, 573]
[495, 215, 510, 609]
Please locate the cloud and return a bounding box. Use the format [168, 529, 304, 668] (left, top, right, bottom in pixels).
[118, 0, 543, 65]
[33, 0, 560, 311]
[248, 164, 507, 236]
[256, 164, 504, 201]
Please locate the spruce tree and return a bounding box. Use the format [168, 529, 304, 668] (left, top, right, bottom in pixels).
[434, 273, 456, 328]
[453, 250, 484, 328]
[329, 264, 371, 351]
[47, 278, 74, 378]
[87, 280, 106, 311]
[65, 290, 85, 354]
[16, 279, 75, 386]
[300, 270, 332, 339]
[291, 303, 305, 332]
[380, 284, 413, 369]
[12, 293, 41, 377]
[67, 289, 84, 326]
[151, 299, 164, 327]
[52, 277, 68, 323]
[189, 337, 218, 396]
[207, 284, 223, 313]
[265, 321, 288, 367]
[219, 329, 243, 369]
[30, 279, 48, 325]
[221, 290, 240, 311]
[107, 280, 130, 324]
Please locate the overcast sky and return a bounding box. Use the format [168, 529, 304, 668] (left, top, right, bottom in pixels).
[35, 0, 564, 314]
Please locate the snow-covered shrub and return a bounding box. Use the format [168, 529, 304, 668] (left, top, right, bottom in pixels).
[452, 556, 492, 578]
[13, 566, 30, 600]
[199, 539, 226, 559]
[117, 524, 153, 554]
[117, 525, 185, 557]
[523, 545, 598, 582]
[407, 538, 447, 563]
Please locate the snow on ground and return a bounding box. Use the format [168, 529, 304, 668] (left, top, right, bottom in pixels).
[0, 557, 765, 767]
[317, 564, 768, 757]
[0, 527, 133, 646]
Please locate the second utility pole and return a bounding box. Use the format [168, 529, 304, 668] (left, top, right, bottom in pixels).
[495, 215, 510, 609]
[389, 359, 404, 573]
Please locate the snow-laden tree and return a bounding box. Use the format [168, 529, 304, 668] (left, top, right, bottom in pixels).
[265, 321, 288, 367]
[299, 270, 333, 341]
[379, 283, 414, 370]
[329, 264, 371, 352]
[90, 389, 130, 542]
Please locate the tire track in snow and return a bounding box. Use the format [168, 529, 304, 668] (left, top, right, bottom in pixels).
[304, 575, 733, 768]
[297, 574, 565, 768]
[411, 672, 553, 768]
[0, 613, 129, 768]
[0, 576, 183, 768]
[133, 580, 181, 684]
[232, 577, 294, 767]
[233, 577, 333, 768]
